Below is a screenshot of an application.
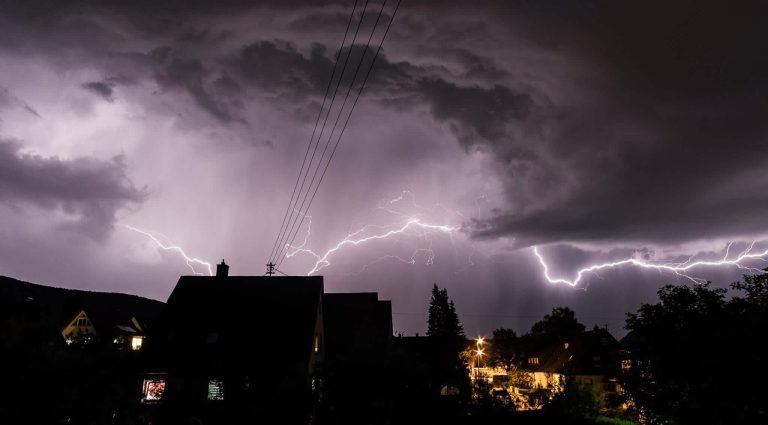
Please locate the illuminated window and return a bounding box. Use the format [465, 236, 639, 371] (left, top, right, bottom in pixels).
[208, 380, 224, 401]
[528, 357, 539, 365]
[142, 379, 166, 402]
[314, 335, 320, 353]
[131, 336, 143, 351]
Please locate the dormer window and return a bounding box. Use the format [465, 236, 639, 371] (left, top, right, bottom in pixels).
[528, 357, 540, 365]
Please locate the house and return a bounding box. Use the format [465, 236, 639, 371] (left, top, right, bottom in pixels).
[320, 293, 393, 421]
[322, 292, 392, 363]
[61, 308, 146, 350]
[472, 328, 622, 410]
[145, 263, 324, 423]
[142, 260, 397, 424]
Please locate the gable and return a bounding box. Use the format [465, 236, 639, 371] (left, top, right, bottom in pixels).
[62, 309, 97, 338]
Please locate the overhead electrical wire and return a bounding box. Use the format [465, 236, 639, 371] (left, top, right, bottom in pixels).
[276, 0, 402, 270]
[270, 0, 373, 264]
[275, 0, 387, 266]
[268, 0, 362, 263]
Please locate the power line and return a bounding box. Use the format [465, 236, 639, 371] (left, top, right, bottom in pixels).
[268, 0, 361, 263]
[273, 0, 378, 265]
[271, 0, 373, 265]
[276, 0, 388, 267]
[277, 0, 401, 270]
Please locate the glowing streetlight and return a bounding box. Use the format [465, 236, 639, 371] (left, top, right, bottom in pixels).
[474, 337, 486, 389]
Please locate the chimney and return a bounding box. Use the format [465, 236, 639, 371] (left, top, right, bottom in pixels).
[216, 259, 229, 277]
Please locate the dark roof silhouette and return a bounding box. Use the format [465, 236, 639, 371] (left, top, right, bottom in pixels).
[158, 275, 324, 367]
[323, 292, 392, 360]
[521, 328, 621, 376]
[80, 310, 143, 337]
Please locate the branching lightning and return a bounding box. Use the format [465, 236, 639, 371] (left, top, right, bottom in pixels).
[287, 217, 460, 275]
[123, 225, 213, 276]
[282, 192, 469, 276]
[533, 241, 768, 287]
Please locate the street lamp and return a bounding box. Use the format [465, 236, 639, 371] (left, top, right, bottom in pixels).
[474, 336, 486, 388]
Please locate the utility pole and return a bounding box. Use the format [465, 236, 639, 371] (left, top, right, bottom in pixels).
[266, 262, 276, 276]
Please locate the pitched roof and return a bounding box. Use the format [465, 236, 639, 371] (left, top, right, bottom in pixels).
[85, 310, 143, 337]
[157, 275, 323, 367]
[521, 329, 621, 376]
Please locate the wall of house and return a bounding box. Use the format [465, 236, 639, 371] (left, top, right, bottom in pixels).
[531, 371, 563, 390]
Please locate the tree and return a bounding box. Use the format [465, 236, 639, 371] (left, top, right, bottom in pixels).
[488, 328, 518, 369]
[530, 307, 585, 340]
[542, 376, 601, 421]
[424, 284, 468, 399]
[622, 278, 768, 424]
[426, 284, 464, 338]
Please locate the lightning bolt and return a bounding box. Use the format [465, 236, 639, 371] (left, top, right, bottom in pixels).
[287, 217, 460, 275]
[122, 225, 213, 276]
[533, 241, 768, 287]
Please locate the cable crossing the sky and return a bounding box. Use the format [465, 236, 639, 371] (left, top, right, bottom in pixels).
[268, 0, 402, 272]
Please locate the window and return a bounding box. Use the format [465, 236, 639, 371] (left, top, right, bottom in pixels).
[314, 335, 321, 353]
[528, 357, 539, 365]
[76, 317, 89, 327]
[142, 379, 166, 402]
[208, 380, 224, 401]
[131, 336, 143, 351]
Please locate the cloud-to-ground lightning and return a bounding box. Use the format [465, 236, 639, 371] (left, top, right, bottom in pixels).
[533, 241, 768, 287]
[122, 225, 213, 276]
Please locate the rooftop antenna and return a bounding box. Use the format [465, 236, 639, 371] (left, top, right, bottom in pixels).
[266, 262, 276, 276]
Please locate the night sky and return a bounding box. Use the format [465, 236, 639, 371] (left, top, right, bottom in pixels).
[2, 0, 768, 336]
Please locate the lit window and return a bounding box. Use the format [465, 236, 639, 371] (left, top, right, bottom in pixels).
[131, 336, 143, 351]
[208, 380, 224, 401]
[142, 379, 166, 402]
[528, 357, 540, 365]
[314, 335, 320, 353]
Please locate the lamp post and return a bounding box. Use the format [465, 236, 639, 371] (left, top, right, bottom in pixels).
[474, 337, 485, 392]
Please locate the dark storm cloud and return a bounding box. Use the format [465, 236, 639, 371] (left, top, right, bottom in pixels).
[155, 56, 239, 123]
[415, 79, 530, 147]
[3, 0, 768, 249]
[81, 81, 114, 102]
[229, 41, 334, 97]
[465, 0, 768, 246]
[0, 139, 146, 239]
